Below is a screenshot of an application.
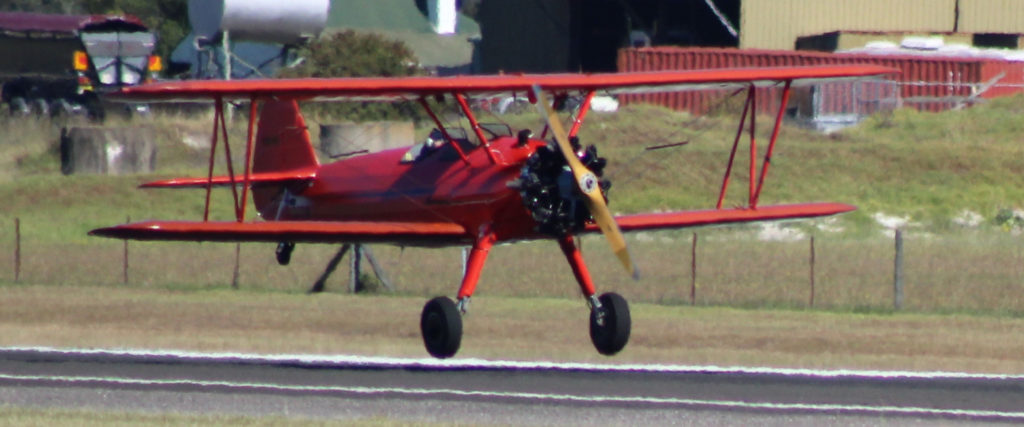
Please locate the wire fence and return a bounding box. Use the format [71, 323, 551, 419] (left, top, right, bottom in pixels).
[7, 217, 1024, 314]
[802, 77, 1024, 131]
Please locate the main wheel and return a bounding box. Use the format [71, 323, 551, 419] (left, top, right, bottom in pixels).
[589, 292, 630, 356]
[7, 97, 29, 116]
[420, 296, 462, 358]
[82, 94, 105, 122]
[275, 242, 295, 266]
[30, 98, 49, 116]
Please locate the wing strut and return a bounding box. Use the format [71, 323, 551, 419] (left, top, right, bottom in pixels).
[753, 80, 793, 205]
[716, 87, 752, 210]
[453, 92, 499, 165]
[203, 98, 227, 220]
[418, 97, 470, 165]
[568, 90, 596, 137]
[238, 96, 258, 222]
[715, 80, 794, 210]
[202, 96, 259, 222]
[748, 84, 757, 206]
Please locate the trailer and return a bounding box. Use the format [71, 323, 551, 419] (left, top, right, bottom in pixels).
[0, 12, 161, 119]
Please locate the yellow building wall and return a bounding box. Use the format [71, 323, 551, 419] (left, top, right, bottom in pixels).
[959, 0, 1024, 33]
[741, 0, 957, 49]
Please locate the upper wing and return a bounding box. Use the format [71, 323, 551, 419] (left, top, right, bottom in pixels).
[89, 220, 471, 247]
[113, 66, 897, 102]
[586, 203, 855, 233]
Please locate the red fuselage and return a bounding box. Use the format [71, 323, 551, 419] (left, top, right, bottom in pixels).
[264, 136, 550, 243]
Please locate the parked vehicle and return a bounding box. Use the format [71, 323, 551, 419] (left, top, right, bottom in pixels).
[0, 11, 161, 119]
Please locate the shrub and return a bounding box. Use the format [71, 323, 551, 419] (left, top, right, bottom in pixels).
[280, 31, 424, 122]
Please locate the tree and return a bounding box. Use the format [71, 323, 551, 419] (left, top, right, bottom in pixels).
[284, 30, 419, 79]
[0, 0, 80, 13]
[280, 30, 424, 122]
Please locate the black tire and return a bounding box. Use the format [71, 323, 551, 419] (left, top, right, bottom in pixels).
[49, 99, 78, 120]
[7, 96, 29, 116]
[589, 292, 630, 356]
[29, 98, 49, 116]
[83, 95, 105, 122]
[275, 242, 295, 266]
[420, 296, 462, 359]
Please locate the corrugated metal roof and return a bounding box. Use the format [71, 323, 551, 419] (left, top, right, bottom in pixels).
[0, 11, 144, 34]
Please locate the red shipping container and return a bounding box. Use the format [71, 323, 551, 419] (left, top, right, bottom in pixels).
[617, 47, 1024, 114]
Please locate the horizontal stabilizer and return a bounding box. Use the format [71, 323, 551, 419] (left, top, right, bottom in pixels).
[140, 169, 316, 188]
[90, 220, 470, 246]
[593, 202, 856, 233]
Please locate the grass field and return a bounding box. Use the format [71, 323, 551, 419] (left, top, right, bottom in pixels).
[1, 95, 1024, 375]
[3, 229, 1024, 315]
[4, 284, 1024, 373]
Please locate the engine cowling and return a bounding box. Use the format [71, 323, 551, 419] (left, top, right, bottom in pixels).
[517, 140, 609, 236]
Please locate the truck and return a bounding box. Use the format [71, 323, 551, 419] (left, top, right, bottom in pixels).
[0, 11, 162, 119]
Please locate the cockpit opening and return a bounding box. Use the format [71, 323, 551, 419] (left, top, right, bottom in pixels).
[401, 128, 475, 163]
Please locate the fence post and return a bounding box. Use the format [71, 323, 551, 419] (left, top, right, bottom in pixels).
[123, 216, 129, 284]
[894, 229, 904, 310]
[231, 243, 241, 289]
[350, 244, 363, 293]
[14, 218, 20, 282]
[809, 235, 815, 307]
[690, 232, 697, 305]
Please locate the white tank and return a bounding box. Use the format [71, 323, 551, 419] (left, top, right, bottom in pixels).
[428, 0, 456, 35]
[188, 0, 329, 44]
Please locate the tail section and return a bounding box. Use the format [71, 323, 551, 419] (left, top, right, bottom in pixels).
[253, 100, 319, 174]
[252, 100, 320, 220]
[136, 100, 318, 220]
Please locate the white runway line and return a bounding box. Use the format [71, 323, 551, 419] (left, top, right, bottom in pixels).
[4, 345, 1024, 381]
[2, 372, 1024, 421]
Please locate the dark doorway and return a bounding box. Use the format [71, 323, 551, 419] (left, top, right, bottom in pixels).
[572, 0, 740, 72]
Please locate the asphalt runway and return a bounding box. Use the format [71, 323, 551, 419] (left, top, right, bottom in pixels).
[1, 347, 1023, 425]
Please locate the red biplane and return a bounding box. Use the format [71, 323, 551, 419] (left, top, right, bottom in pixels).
[91, 66, 894, 358]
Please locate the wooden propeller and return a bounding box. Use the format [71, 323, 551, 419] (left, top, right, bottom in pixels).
[532, 86, 639, 280]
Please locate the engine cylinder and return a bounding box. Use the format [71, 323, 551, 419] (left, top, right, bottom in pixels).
[517, 142, 609, 236]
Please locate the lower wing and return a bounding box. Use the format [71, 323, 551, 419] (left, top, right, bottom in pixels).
[89, 220, 471, 247]
[138, 170, 316, 188]
[90, 203, 851, 246]
[588, 202, 855, 233]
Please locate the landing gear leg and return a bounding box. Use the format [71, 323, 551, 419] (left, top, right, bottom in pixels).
[557, 235, 631, 356]
[420, 226, 495, 358]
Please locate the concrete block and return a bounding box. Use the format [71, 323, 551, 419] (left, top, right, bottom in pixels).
[320, 121, 414, 158]
[60, 127, 157, 175]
